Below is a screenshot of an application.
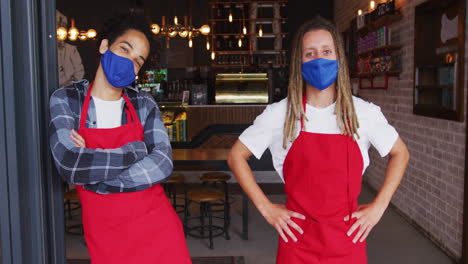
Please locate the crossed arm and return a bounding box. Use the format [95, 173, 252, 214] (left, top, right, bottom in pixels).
[49, 91, 172, 193]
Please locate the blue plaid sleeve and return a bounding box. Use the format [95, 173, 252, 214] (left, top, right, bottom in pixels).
[49, 87, 148, 185]
[86, 93, 173, 193]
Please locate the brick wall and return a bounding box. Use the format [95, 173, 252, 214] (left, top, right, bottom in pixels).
[335, 0, 467, 259]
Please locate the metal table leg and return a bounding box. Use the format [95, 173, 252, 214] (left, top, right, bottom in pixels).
[242, 191, 249, 240]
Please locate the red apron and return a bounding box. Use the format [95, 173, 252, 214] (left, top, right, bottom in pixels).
[276, 98, 366, 264]
[75, 83, 191, 264]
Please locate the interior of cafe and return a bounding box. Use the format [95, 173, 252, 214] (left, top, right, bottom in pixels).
[55, 0, 466, 263]
[0, 0, 465, 263]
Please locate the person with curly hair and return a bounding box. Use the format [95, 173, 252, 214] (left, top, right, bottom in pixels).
[49, 12, 191, 264]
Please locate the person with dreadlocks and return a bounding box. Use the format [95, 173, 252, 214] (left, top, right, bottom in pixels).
[228, 16, 409, 263]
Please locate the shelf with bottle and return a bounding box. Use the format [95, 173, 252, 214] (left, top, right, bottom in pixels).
[352, 1, 402, 90]
[357, 44, 400, 57]
[356, 52, 400, 75]
[210, 0, 289, 70]
[161, 106, 188, 142]
[357, 70, 400, 90]
[357, 1, 401, 35]
[212, 52, 287, 67]
[358, 13, 402, 34]
[214, 35, 250, 51]
[356, 70, 400, 78]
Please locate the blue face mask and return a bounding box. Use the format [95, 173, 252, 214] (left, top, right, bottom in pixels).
[100, 50, 136, 88]
[301, 58, 338, 91]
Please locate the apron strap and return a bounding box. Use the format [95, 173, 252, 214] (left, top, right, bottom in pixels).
[346, 140, 352, 224]
[301, 91, 307, 130]
[79, 82, 141, 128]
[79, 82, 94, 129]
[122, 93, 141, 124]
[125, 106, 133, 123]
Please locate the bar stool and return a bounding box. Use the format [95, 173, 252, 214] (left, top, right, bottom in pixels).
[185, 189, 230, 249]
[200, 172, 231, 227]
[63, 186, 83, 235]
[162, 173, 186, 214]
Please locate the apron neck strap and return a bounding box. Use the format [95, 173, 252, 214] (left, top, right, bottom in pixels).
[79, 82, 94, 129]
[79, 83, 141, 129]
[301, 91, 307, 130]
[122, 93, 140, 124]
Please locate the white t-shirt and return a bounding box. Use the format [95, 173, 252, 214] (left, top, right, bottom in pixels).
[92, 96, 124, 129]
[239, 96, 399, 182]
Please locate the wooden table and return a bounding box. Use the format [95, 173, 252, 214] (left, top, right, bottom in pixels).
[173, 149, 230, 161]
[172, 148, 249, 240]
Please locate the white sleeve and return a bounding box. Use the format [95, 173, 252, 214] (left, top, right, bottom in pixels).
[367, 103, 399, 157]
[239, 104, 281, 159]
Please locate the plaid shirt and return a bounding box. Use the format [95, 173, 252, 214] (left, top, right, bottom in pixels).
[49, 80, 173, 194]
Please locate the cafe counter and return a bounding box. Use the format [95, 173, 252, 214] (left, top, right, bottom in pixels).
[160, 104, 266, 148]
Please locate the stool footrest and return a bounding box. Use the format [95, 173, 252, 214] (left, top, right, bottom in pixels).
[186, 225, 226, 239]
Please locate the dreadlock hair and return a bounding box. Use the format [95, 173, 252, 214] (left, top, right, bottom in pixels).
[282, 16, 359, 149]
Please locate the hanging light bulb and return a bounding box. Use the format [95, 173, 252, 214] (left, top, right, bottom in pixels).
[357, 9, 363, 16]
[174, 16, 179, 25]
[87, 29, 97, 39]
[211, 51, 216, 60]
[68, 28, 79, 41]
[166, 38, 170, 49]
[189, 38, 193, 48]
[151, 24, 160, 35]
[229, 10, 233, 22]
[206, 39, 210, 50]
[242, 25, 247, 35]
[369, 1, 376, 11]
[199, 24, 211, 35]
[258, 25, 263, 37]
[179, 28, 189, 38]
[168, 28, 178, 38]
[57, 27, 67, 40]
[68, 19, 79, 41]
[78, 31, 88, 41]
[238, 37, 242, 48]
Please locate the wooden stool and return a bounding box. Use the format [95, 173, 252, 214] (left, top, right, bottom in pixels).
[200, 172, 231, 230]
[185, 190, 230, 249]
[200, 172, 231, 183]
[63, 187, 83, 235]
[162, 173, 186, 214]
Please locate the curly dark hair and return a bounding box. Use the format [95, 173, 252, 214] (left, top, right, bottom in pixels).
[99, 12, 154, 59]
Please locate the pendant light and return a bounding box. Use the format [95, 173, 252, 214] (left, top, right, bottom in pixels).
[241, 4, 247, 35]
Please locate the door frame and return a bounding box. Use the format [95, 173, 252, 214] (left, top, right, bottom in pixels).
[0, 0, 66, 263]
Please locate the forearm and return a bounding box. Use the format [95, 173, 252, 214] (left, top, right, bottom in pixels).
[87, 146, 173, 193]
[85, 107, 174, 193]
[51, 139, 147, 184]
[373, 138, 410, 208]
[228, 146, 272, 214]
[49, 90, 148, 184]
[50, 125, 147, 185]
